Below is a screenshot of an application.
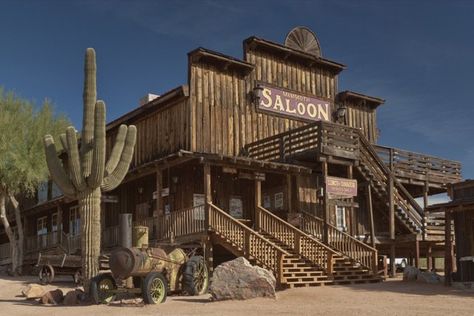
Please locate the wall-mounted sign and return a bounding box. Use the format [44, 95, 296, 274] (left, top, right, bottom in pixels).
[274, 192, 284, 210]
[326, 176, 357, 198]
[263, 195, 271, 208]
[229, 197, 243, 219]
[256, 84, 331, 122]
[193, 194, 205, 220]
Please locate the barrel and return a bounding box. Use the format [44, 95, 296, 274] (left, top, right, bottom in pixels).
[109, 246, 168, 279]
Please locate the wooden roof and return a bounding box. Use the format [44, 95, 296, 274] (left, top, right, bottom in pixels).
[107, 85, 189, 131]
[337, 90, 385, 108]
[188, 47, 254, 75]
[243, 36, 346, 74]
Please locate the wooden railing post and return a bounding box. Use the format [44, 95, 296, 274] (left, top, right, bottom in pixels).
[327, 250, 334, 274]
[244, 230, 251, 257]
[255, 180, 261, 230]
[373, 251, 378, 275]
[294, 231, 301, 253]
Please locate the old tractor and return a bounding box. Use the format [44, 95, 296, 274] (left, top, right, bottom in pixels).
[90, 246, 209, 304]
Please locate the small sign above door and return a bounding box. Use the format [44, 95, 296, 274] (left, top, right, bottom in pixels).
[326, 176, 357, 198]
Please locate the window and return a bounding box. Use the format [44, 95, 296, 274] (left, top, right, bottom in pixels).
[52, 213, 60, 244]
[336, 206, 346, 232]
[37, 216, 48, 248]
[37, 182, 48, 204]
[69, 206, 80, 236]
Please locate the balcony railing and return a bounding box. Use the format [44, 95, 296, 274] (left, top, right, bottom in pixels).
[374, 145, 461, 187]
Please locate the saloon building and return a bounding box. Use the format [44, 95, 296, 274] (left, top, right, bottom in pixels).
[0, 27, 462, 287]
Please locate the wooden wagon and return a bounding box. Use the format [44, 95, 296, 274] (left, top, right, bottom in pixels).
[36, 252, 82, 285]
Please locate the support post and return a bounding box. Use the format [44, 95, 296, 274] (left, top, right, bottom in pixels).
[444, 210, 452, 286]
[155, 168, 163, 240]
[389, 177, 395, 240]
[204, 164, 211, 230]
[57, 205, 62, 245]
[367, 184, 375, 248]
[415, 239, 420, 268]
[255, 179, 261, 229]
[347, 165, 355, 235]
[427, 244, 433, 271]
[390, 244, 396, 278]
[322, 161, 329, 244]
[287, 174, 293, 214]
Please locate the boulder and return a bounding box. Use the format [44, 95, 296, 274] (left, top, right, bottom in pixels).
[21, 284, 46, 299]
[209, 257, 276, 300]
[40, 289, 64, 305]
[63, 289, 84, 306]
[417, 271, 443, 284]
[402, 265, 419, 281]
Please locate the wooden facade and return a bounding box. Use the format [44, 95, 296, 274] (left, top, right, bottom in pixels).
[0, 28, 463, 286]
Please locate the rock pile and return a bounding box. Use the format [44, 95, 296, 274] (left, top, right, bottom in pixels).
[21, 284, 87, 306]
[402, 266, 444, 284]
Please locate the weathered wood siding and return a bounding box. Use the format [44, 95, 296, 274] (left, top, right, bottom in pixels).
[345, 102, 378, 143]
[189, 49, 338, 156]
[106, 99, 189, 170]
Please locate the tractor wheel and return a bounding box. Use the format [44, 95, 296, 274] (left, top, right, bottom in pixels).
[182, 255, 209, 295]
[142, 272, 168, 304]
[38, 264, 55, 284]
[90, 274, 117, 304]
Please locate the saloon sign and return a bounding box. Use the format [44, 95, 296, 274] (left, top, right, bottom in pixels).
[326, 176, 357, 198]
[256, 85, 331, 122]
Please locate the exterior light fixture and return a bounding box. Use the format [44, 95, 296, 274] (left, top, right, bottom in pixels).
[252, 84, 264, 104]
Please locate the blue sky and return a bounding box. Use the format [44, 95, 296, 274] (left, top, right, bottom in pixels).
[1, 0, 473, 179]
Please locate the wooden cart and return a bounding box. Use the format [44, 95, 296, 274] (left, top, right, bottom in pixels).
[37, 252, 82, 285]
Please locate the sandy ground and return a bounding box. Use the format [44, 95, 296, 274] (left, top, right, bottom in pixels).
[0, 275, 473, 316]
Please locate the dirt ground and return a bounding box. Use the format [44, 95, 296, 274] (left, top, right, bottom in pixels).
[0, 275, 473, 316]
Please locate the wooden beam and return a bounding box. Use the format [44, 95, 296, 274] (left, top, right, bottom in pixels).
[444, 210, 452, 286]
[322, 161, 329, 244]
[390, 244, 396, 278]
[367, 184, 375, 248]
[287, 174, 293, 214]
[389, 177, 395, 240]
[204, 164, 212, 230]
[347, 165, 355, 236]
[255, 179, 261, 229]
[427, 244, 433, 271]
[415, 240, 420, 268]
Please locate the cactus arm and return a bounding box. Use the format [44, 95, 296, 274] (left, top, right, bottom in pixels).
[104, 124, 127, 176]
[101, 125, 137, 192]
[65, 127, 86, 191]
[59, 133, 68, 151]
[80, 48, 97, 179]
[87, 101, 106, 188]
[44, 135, 76, 198]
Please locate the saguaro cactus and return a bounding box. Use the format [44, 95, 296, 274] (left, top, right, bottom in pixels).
[43, 48, 136, 291]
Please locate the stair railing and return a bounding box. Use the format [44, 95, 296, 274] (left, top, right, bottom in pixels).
[156, 205, 206, 241]
[358, 132, 424, 231]
[300, 210, 378, 274]
[255, 206, 337, 274]
[208, 203, 288, 281]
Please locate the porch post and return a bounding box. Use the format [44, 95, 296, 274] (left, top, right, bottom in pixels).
[388, 176, 396, 277]
[57, 205, 62, 245]
[286, 174, 293, 214]
[155, 168, 163, 241]
[204, 164, 211, 230]
[322, 161, 329, 244]
[427, 244, 433, 271]
[444, 210, 452, 286]
[347, 165, 354, 235]
[255, 179, 261, 230]
[415, 239, 420, 269]
[367, 184, 375, 248]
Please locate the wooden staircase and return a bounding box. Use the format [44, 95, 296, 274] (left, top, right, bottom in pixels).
[356, 133, 424, 234]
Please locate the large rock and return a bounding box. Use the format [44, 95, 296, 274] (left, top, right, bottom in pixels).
[209, 257, 276, 300]
[63, 289, 84, 306]
[417, 271, 444, 284]
[40, 289, 64, 305]
[21, 284, 46, 299]
[403, 266, 419, 281]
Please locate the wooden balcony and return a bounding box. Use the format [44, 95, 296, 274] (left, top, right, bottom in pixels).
[374, 145, 461, 190]
[243, 121, 359, 163]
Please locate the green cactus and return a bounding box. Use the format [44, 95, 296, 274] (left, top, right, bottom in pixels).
[43, 48, 136, 291]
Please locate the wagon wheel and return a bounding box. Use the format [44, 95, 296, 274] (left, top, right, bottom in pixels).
[39, 264, 55, 284]
[90, 274, 117, 304]
[182, 255, 209, 295]
[73, 269, 82, 285]
[142, 272, 168, 304]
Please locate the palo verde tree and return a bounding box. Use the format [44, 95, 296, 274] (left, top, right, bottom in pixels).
[44, 48, 136, 291]
[0, 88, 69, 274]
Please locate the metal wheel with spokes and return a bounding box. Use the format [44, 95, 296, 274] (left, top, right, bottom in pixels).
[38, 264, 55, 284]
[182, 255, 209, 295]
[142, 272, 168, 304]
[90, 274, 117, 304]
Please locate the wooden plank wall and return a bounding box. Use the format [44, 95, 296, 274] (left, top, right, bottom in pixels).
[453, 211, 474, 281]
[106, 99, 189, 170]
[345, 102, 378, 143]
[189, 49, 338, 156]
